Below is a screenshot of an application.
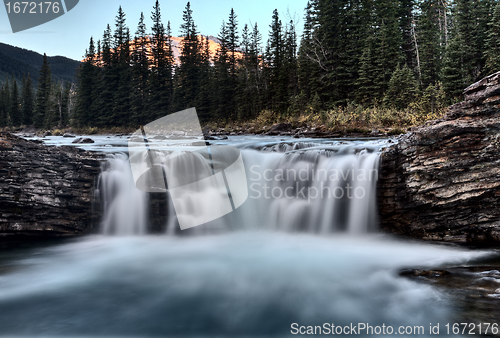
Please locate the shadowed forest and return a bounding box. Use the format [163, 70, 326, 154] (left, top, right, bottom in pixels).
[2, 0, 500, 132]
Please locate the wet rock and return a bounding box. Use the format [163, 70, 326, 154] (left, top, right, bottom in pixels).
[192, 141, 210, 146]
[0, 133, 102, 238]
[72, 138, 95, 144]
[266, 123, 293, 135]
[400, 269, 451, 277]
[400, 264, 500, 327]
[63, 134, 75, 138]
[151, 135, 167, 140]
[204, 135, 228, 140]
[378, 71, 500, 245]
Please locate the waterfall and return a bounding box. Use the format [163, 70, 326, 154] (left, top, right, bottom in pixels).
[97, 142, 381, 235]
[98, 153, 148, 235]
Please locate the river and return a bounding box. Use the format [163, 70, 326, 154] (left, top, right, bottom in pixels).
[0, 134, 496, 337]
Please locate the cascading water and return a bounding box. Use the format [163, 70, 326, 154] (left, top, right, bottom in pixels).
[98, 140, 381, 235]
[98, 153, 148, 235]
[0, 135, 496, 337]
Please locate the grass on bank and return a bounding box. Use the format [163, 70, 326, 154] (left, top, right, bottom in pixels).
[1, 103, 447, 136]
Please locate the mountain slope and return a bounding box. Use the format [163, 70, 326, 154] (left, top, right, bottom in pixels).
[0, 43, 81, 86]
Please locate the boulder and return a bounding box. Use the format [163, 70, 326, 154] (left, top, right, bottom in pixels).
[266, 123, 293, 135]
[0, 133, 102, 238]
[378, 71, 500, 245]
[72, 137, 95, 144]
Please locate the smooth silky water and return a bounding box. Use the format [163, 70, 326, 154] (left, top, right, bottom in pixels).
[0, 135, 495, 337]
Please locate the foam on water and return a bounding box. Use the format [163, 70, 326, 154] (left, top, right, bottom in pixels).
[0, 233, 492, 336]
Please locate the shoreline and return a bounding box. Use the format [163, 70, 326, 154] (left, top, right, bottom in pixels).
[4, 122, 404, 140]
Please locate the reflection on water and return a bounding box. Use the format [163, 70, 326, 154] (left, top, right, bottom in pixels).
[0, 233, 492, 337]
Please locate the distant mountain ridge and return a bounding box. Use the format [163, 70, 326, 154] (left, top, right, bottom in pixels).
[0, 43, 81, 86]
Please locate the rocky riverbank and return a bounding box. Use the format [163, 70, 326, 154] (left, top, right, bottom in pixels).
[378, 71, 500, 245]
[0, 133, 102, 238]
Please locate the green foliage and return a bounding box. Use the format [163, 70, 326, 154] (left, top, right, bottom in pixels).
[484, 2, 500, 75]
[409, 82, 447, 117]
[10, 79, 21, 126]
[73, 38, 97, 127]
[441, 35, 466, 99]
[22, 74, 34, 125]
[417, 0, 444, 89]
[383, 64, 418, 110]
[0, 82, 9, 127]
[65, 0, 500, 131]
[33, 54, 52, 128]
[173, 2, 201, 112]
[148, 1, 174, 120]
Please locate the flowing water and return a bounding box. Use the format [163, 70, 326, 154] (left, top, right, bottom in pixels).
[0, 135, 496, 337]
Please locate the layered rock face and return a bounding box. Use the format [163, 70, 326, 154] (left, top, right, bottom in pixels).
[378, 72, 500, 244]
[0, 133, 102, 238]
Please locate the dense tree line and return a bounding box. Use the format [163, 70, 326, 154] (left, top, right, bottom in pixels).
[0, 53, 72, 129]
[46, 0, 500, 127]
[73, 1, 299, 127]
[300, 0, 499, 110]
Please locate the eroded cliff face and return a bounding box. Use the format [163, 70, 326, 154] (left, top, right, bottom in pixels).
[378, 72, 500, 245]
[0, 133, 102, 238]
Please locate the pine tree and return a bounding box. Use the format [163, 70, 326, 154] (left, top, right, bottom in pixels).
[239, 23, 264, 119]
[173, 2, 201, 111]
[419, 82, 446, 114]
[2, 81, 12, 126]
[400, 0, 416, 69]
[225, 8, 239, 119]
[50, 81, 71, 127]
[375, 0, 403, 95]
[265, 9, 287, 114]
[22, 74, 34, 125]
[305, 0, 372, 106]
[484, 2, 500, 75]
[131, 12, 150, 125]
[441, 35, 466, 99]
[227, 9, 239, 80]
[416, 0, 444, 88]
[33, 53, 52, 128]
[297, 1, 320, 104]
[196, 35, 214, 122]
[0, 83, 7, 127]
[149, 1, 174, 120]
[453, 0, 477, 85]
[60, 82, 71, 126]
[356, 33, 380, 104]
[355, 0, 403, 105]
[93, 24, 115, 127]
[213, 21, 231, 120]
[10, 79, 21, 126]
[74, 38, 97, 127]
[284, 20, 298, 106]
[454, 0, 494, 82]
[383, 64, 418, 110]
[112, 7, 132, 126]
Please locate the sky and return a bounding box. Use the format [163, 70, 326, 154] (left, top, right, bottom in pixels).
[0, 0, 308, 61]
